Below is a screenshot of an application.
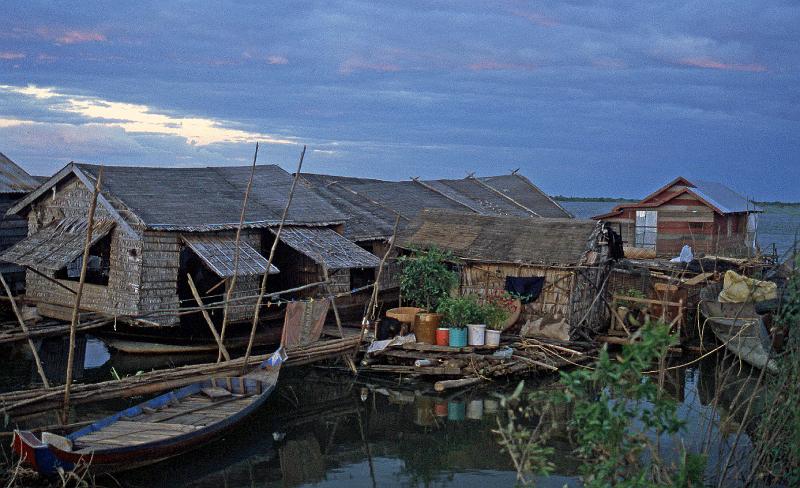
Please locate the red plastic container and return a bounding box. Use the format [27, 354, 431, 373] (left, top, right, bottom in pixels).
[435, 328, 450, 346]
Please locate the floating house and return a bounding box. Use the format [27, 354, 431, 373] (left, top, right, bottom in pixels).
[396, 209, 617, 340]
[0, 152, 41, 293]
[1, 163, 380, 326]
[593, 177, 761, 257]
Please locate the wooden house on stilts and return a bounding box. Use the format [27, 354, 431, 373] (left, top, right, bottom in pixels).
[0, 163, 380, 331]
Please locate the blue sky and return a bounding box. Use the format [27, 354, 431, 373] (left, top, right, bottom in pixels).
[1, 1, 798, 200]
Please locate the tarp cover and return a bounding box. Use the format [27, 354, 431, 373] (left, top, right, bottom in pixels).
[718, 270, 777, 303]
[182, 235, 278, 278]
[270, 226, 380, 269]
[0, 218, 115, 271]
[281, 298, 330, 347]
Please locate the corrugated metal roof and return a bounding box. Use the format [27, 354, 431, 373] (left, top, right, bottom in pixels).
[182, 235, 278, 278]
[0, 152, 40, 193]
[0, 218, 115, 271]
[691, 180, 762, 214]
[271, 226, 381, 269]
[398, 209, 597, 265]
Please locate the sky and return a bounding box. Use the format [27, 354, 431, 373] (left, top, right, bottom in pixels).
[1, 1, 798, 200]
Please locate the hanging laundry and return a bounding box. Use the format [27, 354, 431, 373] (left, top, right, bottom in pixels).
[505, 276, 545, 303]
[281, 298, 331, 347]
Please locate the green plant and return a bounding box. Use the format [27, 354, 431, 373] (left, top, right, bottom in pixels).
[398, 247, 458, 310]
[496, 321, 706, 487]
[437, 294, 484, 328]
[750, 256, 800, 486]
[483, 300, 510, 330]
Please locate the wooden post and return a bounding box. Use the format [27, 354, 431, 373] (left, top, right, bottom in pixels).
[241, 146, 306, 374]
[0, 274, 50, 388]
[218, 142, 259, 362]
[187, 274, 231, 361]
[63, 166, 103, 420]
[321, 265, 344, 338]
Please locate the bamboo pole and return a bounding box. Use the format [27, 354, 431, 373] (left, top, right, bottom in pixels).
[0, 274, 49, 388]
[186, 273, 230, 361]
[219, 142, 259, 362]
[242, 145, 306, 374]
[63, 166, 103, 420]
[356, 215, 401, 352]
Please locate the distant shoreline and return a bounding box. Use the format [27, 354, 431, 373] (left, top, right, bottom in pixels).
[554, 196, 800, 207]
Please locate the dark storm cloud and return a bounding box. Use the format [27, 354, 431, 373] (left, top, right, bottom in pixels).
[0, 1, 797, 199]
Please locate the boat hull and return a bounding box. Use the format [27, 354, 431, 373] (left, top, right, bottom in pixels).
[699, 284, 778, 373]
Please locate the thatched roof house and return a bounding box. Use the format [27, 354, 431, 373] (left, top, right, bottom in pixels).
[0, 152, 41, 293]
[397, 209, 615, 339]
[1, 162, 379, 326]
[300, 171, 573, 243]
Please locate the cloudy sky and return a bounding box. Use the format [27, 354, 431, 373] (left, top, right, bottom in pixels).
[1, 1, 797, 200]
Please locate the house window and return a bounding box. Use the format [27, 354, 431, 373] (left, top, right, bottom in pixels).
[56, 234, 112, 286]
[634, 210, 658, 250]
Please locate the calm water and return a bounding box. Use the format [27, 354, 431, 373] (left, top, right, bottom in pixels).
[559, 200, 800, 260]
[0, 336, 762, 487]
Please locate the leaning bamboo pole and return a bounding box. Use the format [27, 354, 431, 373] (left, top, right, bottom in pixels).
[241, 145, 306, 374]
[187, 274, 230, 361]
[218, 142, 259, 362]
[63, 166, 103, 420]
[355, 215, 401, 353]
[0, 274, 49, 388]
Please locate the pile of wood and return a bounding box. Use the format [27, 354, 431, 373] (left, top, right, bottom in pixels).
[359, 336, 595, 392]
[0, 335, 361, 418]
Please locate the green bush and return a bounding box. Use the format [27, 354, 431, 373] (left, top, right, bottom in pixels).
[437, 294, 484, 329]
[398, 247, 458, 310]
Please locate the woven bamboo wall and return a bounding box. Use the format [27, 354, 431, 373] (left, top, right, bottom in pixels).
[460, 264, 575, 319]
[26, 179, 143, 320]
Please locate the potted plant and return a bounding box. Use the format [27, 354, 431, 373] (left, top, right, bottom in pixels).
[437, 294, 483, 347]
[397, 247, 458, 344]
[482, 301, 510, 347]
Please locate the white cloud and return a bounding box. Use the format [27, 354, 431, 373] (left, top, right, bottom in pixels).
[0, 84, 298, 146]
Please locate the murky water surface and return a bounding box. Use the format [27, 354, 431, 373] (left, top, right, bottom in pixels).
[1, 335, 766, 487]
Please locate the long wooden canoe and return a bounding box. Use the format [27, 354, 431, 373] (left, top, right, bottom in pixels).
[699, 284, 777, 373]
[12, 347, 286, 476]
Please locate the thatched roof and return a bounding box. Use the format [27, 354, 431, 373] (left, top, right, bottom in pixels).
[398, 209, 598, 265]
[0, 218, 115, 271]
[301, 171, 572, 241]
[0, 152, 39, 194]
[8, 163, 345, 232]
[270, 226, 380, 269]
[181, 235, 279, 277]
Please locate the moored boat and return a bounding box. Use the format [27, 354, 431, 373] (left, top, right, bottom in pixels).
[699, 283, 777, 373]
[12, 347, 286, 475]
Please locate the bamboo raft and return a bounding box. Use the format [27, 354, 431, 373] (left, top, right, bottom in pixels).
[0, 336, 361, 418]
[359, 336, 595, 392]
[0, 314, 112, 345]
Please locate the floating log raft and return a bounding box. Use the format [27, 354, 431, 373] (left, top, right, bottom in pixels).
[358, 335, 595, 392]
[0, 335, 362, 418]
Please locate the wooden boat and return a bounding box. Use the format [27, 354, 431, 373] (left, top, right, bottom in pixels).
[699, 284, 777, 373]
[12, 347, 286, 476]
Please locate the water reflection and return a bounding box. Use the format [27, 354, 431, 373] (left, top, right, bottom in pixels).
[0, 337, 771, 487]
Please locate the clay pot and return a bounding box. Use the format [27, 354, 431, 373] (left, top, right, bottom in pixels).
[415, 312, 441, 344]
